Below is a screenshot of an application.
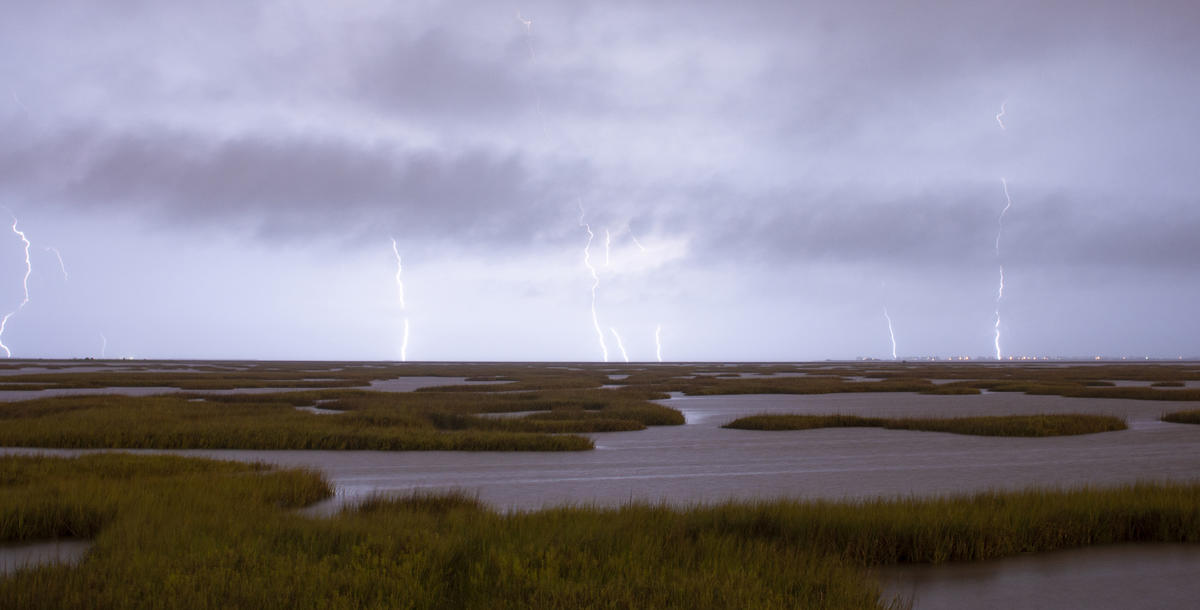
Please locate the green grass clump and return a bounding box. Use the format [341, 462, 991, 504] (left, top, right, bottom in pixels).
[723, 413, 1127, 437]
[0, 370, 687, 452]
[1162, 410, 1200, 424]
[3, 455, 1200, 608]
[0, 388, 684, 452]
[0, 394, 596, 452]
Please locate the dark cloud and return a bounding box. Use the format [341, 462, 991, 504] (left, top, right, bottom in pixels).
[680, 185, 1200, 269]
[1, 123, 575, 245]
[2, 0, 1198, 359]
[350, 27, 535, 120]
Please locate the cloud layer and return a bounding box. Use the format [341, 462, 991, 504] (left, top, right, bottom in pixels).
[0, 0, 1196, 358]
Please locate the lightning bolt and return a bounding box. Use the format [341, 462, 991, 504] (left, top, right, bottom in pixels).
[579, 203, 608, 362]
[515, 10, 551, 143]
[993, 180, 1013, 360]
[655, 324, 663, 363]
[883, 308, 897, 360]
[610, 328, 629, 363]
[390, 238, 410, 362]
[991, 95, 1015, 360]
[45, 247, 67, 281]
[401, 319, 410, 363]
[626, 225, 648, 253]
[996, 178, 1013, 256]
[604, 229, 612, 267]
[0, 218, 32, 358]
[994, 266, 1005, 360]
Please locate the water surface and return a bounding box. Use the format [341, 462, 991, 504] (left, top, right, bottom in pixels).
[0, 540, 90, 575]
[11, 392, 1194, 512]
[876, 544, 1200, 610]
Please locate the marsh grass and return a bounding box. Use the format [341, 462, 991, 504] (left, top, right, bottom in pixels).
[4, 360, 1199, 405]
[0, 389, 683, 452]
[2, 454, 1200, 608]
[723, 413, 1127, 436]
[1162, 410, 1200, 425]
[0, 361, 1194, 454]
[658, 364, 1200, 403]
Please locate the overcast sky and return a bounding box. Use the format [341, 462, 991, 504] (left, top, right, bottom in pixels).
[0, 0, 1196, 361]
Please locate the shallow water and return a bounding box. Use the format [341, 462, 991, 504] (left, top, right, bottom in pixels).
[875, 544, 1200, 609]
[0, 376, 505, 401]
[0, 540, 90, 575]
[365, 377, 510, 391]
[11, 392, 1196, 513]
[3, 389, 1198, 607]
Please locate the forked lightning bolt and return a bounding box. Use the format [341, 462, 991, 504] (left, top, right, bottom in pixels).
[991, 96, 1015, 360]
[0, 219, 32, 358]
[996, 178, 1013, 256]
[579, 203, 608, 362]
[993, 179, 1013, 359]
[994, 178, 1013, 360]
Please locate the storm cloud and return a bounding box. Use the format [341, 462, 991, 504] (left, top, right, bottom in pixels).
[0, 0, 1196, 359]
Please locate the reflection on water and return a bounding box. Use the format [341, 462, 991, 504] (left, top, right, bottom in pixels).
[0, 539, 90, 574]
[876, 544, 1200, 610]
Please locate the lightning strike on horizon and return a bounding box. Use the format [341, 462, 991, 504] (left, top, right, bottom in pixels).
[994, 265, 1005, 360]
[992, 186, 1011, 360]
[991, 136, 1015, 360]
[390, 238, 410, 362]
[0, 219, 33, 358]
[995, 100, 1007, 130]
[655, 324, 663, 363]
[401, 319, 410, 363]
[883, 308, 897, 360]
[610, 328, 630, 363]
[45, 247, 67, 281]
[579, 204, 609, 362]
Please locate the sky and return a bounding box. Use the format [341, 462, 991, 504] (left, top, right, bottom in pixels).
[0, 0, 1197, 362]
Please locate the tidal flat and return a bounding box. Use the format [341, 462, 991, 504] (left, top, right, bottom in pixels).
[0, 359, 1198, 607]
